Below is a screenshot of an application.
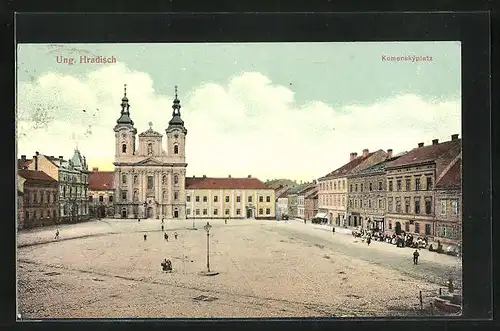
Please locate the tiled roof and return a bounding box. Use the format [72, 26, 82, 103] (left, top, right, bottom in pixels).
[18, 159, 32, 169]
[387, 139, 461, 168]
[305, 188, 319, 199]
[18, 169, 57, 183]
[321, 152, 376, 179]
[277, 189, 290, 199]
[287, 183, 312, 195]
[89, 171, 115, 191]
[185, 177, 269, 190]
[298, 184, 317, 195]
[436, 159, 461, 189]
[354, 153, 407, 176]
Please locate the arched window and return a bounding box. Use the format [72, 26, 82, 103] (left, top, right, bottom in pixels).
[122, 143, 127, 153]
[174, 144, 179, 154]
[174, 174, 179, 185]
[162, 175, 166, 184]
[133, 175, 138, 184]
[147, 143, 153, 155]
[163, 190, 167, 199]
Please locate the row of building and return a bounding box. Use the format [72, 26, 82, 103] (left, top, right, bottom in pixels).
[272, 134, 461, 245]
[17, 150, 91, 229]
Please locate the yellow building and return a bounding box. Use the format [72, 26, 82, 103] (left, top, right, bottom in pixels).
[185, 176, 275, 219]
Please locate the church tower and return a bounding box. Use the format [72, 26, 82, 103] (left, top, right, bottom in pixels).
[114, 84, 137, 159]
[166, 86, 188, 161]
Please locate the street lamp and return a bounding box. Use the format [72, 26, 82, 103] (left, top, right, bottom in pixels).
[199, 221, 218, 276]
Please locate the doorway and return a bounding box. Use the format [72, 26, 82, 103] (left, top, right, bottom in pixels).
[246, 208, 253, 219]
[121, 209, 127, 218]
[395, 221, 402, 235]
[174, 209, 179, 218]
[147, 207, 153, 218]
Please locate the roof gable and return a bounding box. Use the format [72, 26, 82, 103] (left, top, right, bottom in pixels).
[134, 157, 164, 166]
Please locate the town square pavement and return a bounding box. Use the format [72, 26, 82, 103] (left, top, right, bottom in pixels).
[17, 218, 462, 319]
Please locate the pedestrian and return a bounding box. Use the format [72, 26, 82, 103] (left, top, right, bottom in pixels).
[332, 227, 335, 234]
[138, 218, 141, 223]
[174, 232, 178, 240]
[161, 225, 164, 231]
[143, 234, 147, 241]
[54, 229, 59, 240]
[304, 219, 306, 224]
[224, 219, 227, 224]
[413, 249, 420, 265]
[367, 236, 371, 246]
[164, 233, 168, 241]
[161, 218, 164, 225]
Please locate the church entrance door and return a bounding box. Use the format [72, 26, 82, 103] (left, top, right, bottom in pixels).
[121, 209, 127, 218]
[173, 210, 179, 218]
[246, 208, 253, 219]
[147, 207, 154, 219]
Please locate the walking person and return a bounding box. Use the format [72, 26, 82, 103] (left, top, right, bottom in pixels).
[366, 236, 371, 246]
[174, 232, 178, 240]
[164, 233, 168, 241]
[54, 229, 59, 240]
[138, 218, 141, 223]
[224, 219, 227, 224]
[161, 225, 164, 232]
[161, 218, 164, 225]
[413, 249, 420, 265]
[143, 234, 147, 241]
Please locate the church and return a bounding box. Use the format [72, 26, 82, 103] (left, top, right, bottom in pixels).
[113, 85, 188, 219]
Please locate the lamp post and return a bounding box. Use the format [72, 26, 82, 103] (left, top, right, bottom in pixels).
[204, 222, 212, 272]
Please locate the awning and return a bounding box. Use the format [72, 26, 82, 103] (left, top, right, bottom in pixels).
[313, 212, 328, 219]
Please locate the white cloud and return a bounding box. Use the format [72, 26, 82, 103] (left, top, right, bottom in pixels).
[17, 63, 461, 182]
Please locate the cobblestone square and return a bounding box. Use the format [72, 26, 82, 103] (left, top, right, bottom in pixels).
[17, 218, 462, 318]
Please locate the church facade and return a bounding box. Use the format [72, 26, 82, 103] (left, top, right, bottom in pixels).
[113, 86, 188, 219]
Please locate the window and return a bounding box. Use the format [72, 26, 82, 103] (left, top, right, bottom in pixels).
[237, 196, 241, 202]
[389, 222, 392, 230]
[388, 181, 393, 191]
[368, 200, 372, 208]
[162, 175, 166, 184]
[414, 222, 420, 234]
[387, 198, 393, 212]
[226, 196, 230, 203]
[425, 224, 431, 235]
[187, 209, 191, 215]
[415, 178, 421, 190]
[187, 196, 191, 202]
[134, 175, 138, 184]
[236, 209, 241, 215]
[334, 182, 337, 190]
[405, 198, 410, 213]
[451, 200, 458, 215]
[379, 181, 383, 190]
[395, 198, 401, 213]
[405, 178, 411, 191]
[349, 184, 353, 192]
[369, 183, 372, 191]
[426, 177, 433, 190]
[174, 144, 179, 154]
[248, 196, 253, 203]
[342, 180, 345, 190]
[121, 191, 127, 201]
[436, 224, 458, 239]
[203, 209, 208, 215]
[195, 209, 200, 215]
[259, 208, 263, 215]
[147, 176, 153, 189]
[99, 195, 104, 202]
[259, 196, 263, 202]
[414, 197, 420, 214]
[378, 199, 382, 209]
[354, 199, 358, 208]
[405, 222, 410, 232]
[214, 196, 218, 202]
[225, 209, 230, 215]
[360, 200, 363, 208]
[122, 144, 127, 153]
[355, 184, 358, 192]
[213, 209, 218, 215]
[266, 208, 270, 215]
[174, 192, 179, 200]
[174, 174, 179, 185]
[89, 196, 93, 202]
[195, 196, 200, 202]
[425, 198, 432, 215]
[203, 196, 207, 202]
[109, 195, 113, 202]
[360, 184, 364, 192]
[266, 196, 271, 202]
[147, 143, 153, 155]
[349, 200, 353, 208]
[396, 180, 402, 191]
[342, 197, 345, 206]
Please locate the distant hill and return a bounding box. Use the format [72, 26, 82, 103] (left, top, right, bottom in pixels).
[264, 179, 299, 189]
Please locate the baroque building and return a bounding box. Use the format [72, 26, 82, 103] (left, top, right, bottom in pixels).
[185, 175, 275, 219]
[113, 86, 188, 219]
[88, 168, 115, 218]
[384, 135, 461, 237]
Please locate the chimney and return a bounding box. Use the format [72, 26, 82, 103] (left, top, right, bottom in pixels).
[349, 152, 355, 161]
[432, 139, 439, 145]
[192, 175, 195, 178]
[21, 155, 26, 161]
[362, 149, 369, 157]
[35, 151, 39, 156]
[202, 175, 206, 178]
[248, 175, 252, 178]
[33, 155, 38, 171]
[92, 167, 99, 172]
[387, 149, 393, 158]
[228, 175, 231, 178]
[451, 134, 459, 141]
[418, 142, 424, 148]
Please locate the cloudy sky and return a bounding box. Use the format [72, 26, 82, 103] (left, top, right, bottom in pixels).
[17, 42, 461, 182]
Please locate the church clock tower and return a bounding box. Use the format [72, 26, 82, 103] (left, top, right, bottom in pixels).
[114, 84, 137, 158]
[166, 86, 188, 161]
